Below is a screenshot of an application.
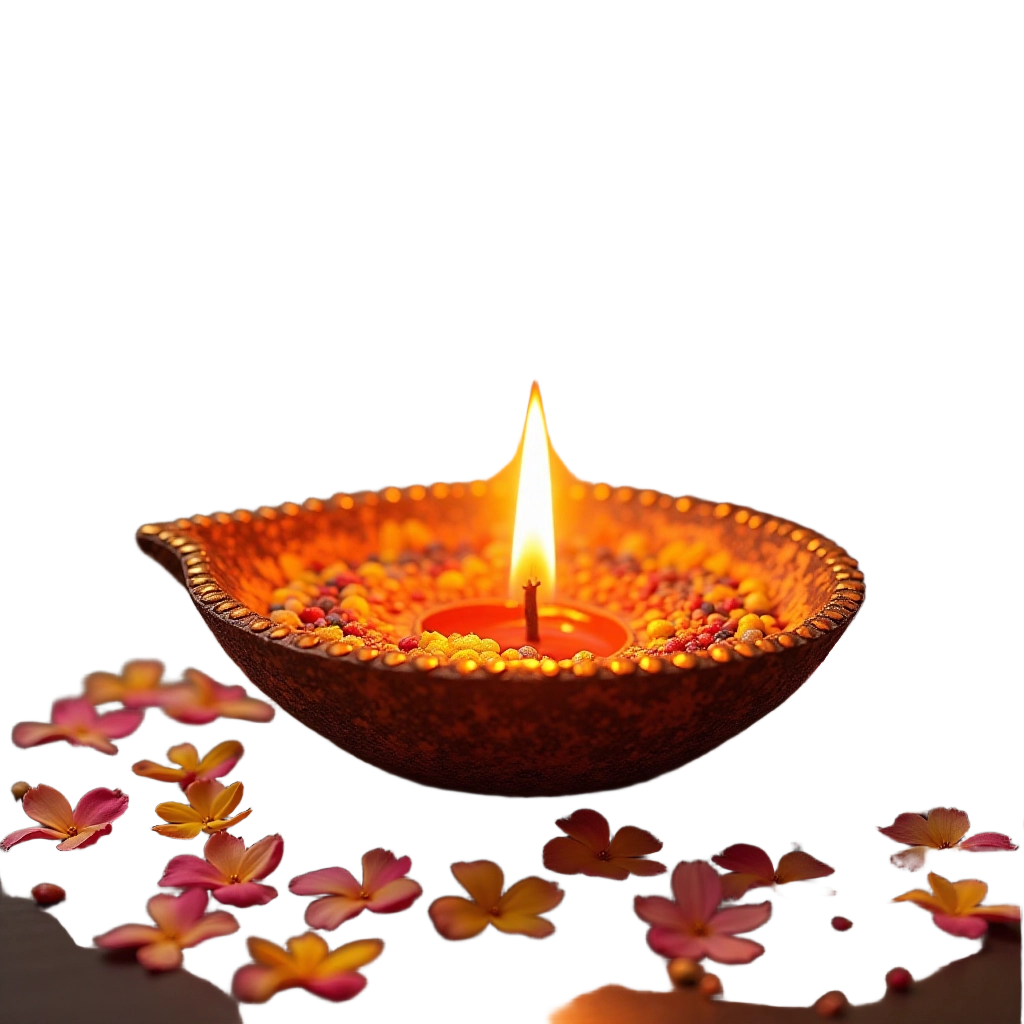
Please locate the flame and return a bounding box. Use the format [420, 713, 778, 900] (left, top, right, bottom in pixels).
[509, 382, 556, 599]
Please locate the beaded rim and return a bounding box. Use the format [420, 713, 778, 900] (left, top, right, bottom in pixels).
[138, 482, 863, 680]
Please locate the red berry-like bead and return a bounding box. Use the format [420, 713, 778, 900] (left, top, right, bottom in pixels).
[343, 623, 366, 637]
[299, 607, 322, 624]
[32, 883, 66, 907]
[662, 637, 687, 653]
[831, 916, 853, 931]
[398, 635, 420, 652]
[885, 967, 912, 992]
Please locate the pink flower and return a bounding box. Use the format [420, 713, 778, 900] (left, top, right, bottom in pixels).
[2, 784, 128, 851]
[634, 861, 772, 964]
[159, 831, 283, 907]
[94, 889, 238, 970]
[879, 807, 1017, 871]
[12, 698, 143, 755]
[156, 669, 275, 725]
[893, 871, 1021, 938]
[712, 843, 831, 901]
[290, 849, 423, 930]
[542, 808, 667, 880]
[232, 933, 383, 1004]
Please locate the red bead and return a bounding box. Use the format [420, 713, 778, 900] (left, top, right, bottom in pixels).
[831, 916, 853, 931]
[398, 635, 420, 652]
[885, 967, 912, 992]
[299, 607, 322, 624]
[343, 623, 366, 637]
[32, 883, 66, 906]
[722, 597, 741, 611]
[696, 633, 715, 649]
[333, 572, 361, 587]
[662, 637, 687, 653]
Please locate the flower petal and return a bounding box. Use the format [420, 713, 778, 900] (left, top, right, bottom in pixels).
[1, 826, 66, 850]
[122, 659, 166, 691]
[132, 760, 189, 784]
[209, 781, 244, 820]
[182, 780, 223, 817]
[491, 911, 555, 938]
[178, 911, 240, 948]
[959, 832, 1018, 852]
[239, 834, 284, 882]
[209, 808, 251, 833]
[709, 901, 772, 936]
[159, 853, 226, 889]
[304, 973, 368, 1001]
[879, 813, 936, 847]
[247, 937, 292, 967]
[22, 784, 75, 831]
[232, 965, 291, 1003]
[195, 740, 243, 779]
[933, 912, 988, 938]
[148, 890, 208, 933]
[318, 938, 385, 975]
[289, 866, 361, 897]
[73, 787, 129, 827]
[361, 848, 412, 892]
[216, 698, 275, 722]
[137, 940, 184, 971]
[51, 698, 99, 729]
[97, 708, 145, 740]
[84, 670, 129, 705]
[615, 856, 667, 878]
[925, 808, 971, 849]
[893, 887, 946, 912]
[951, 879, 988, 914]
[155, 801, 202, 825]
[154, 822, 206, 840]
[543, 836, 622, 878]
[775, 851, 834, 884]
[168, 743, 200, 769]
[646, 929, 710, 960]
[286, 932, 329, 968]
[305, 895, 367, 931]
[891, 847, 929, 871]
[12, 723, 69, 749]
[634, 895, 686, 929]
[499, 876, 564, 917]
[720, 873, 764, 901]
[57, 824, 112, 850]
[203, 831, 245, 880]
[670, 861, 722, 923]
[701, 935, 766, 964]
[606, 825, 663, 859]
[554, 809, 611, 853]
[75, 734, 119, 756]
[451, 860, 504, 908]
[94, 924, 163, 949]
[971, 905, 1021, 924]
[928, 873, 960, 914]
[711, 844, 774, 881]
[211, 882, 278, 908]
[367, 877, 423, 914]
[428, 896, 491, 940]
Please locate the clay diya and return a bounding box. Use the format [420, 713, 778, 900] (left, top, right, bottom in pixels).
[137, 387, 863, 796]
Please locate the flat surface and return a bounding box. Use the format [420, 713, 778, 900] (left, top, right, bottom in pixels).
[0, 434, 1019, 1024]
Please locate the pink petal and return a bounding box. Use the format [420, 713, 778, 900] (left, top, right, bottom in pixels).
[1, 826, 66, 850]
[73, 787, 129, 827]
[305, 895, 367, 930]
[137, 940, 184, 971]
[701, 935, 767, 964]
[76, 734, 119, 755]
[163, 705, 220, 725]
[11, 723, 69, 749]
[159, 854, 226, 889]
[304, 972, 368, 1001]
[290, 866, 361, 897]
[554, 809, 611, 852]
[670, 861, 722, 923]
[362, 848, 411, 891]
[367, 877, 422, 914]
[51, 698, 99, 729]
[239, 834, 284, 882]
[216, 698, 275, 722]
[232, 964, 289, 1003]
[709, 901, 772, 936]
[646, 928, 710, 960]
[178, 910, 240, 948]
[148, 890, 209, 933]
[711, 844, 774, 881]
[933, 913, 988, 938]
[634, 895, 686, 929]
[211, 881, 278, 907]
[97, 707, 145, 740]
[95, 924, 163, 949]
[22, 784, 75, 831]
[959, 832, 1018, 852]
[872, 811, 937, 843]
[57, 824, 112, 850]
[891, 846, 929, 872]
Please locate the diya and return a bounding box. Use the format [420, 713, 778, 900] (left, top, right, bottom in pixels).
[137, 384, 863, 796]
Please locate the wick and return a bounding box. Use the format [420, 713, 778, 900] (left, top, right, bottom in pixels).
[523, 578, 541, 643]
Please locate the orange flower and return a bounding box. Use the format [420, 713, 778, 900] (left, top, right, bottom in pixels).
[156, 669, 275, 725]
[711, 843, 834, 900]
[428, 860, 563, 940]
[543, 808, 666, 880]
[879, 807, 1017, 871]
[893, 871, 1020, 938]
[84, 659, 167, 705]
[133, 741, 244, 791]
[152, 779, 251, 839]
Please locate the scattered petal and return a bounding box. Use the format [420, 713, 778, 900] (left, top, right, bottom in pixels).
[84, 660, 166, 705]
[159, 832, 283, 907]
[158, 669, 274, 725]
[152, 780, 251, 839]
[12, 699, 143, 755]
[544, 809, 665, 880]
[893, 870, 1020, 937]
[133, 740, 244, 790]
[959, 832, 1018, 852]
[2, 785, 127, 852]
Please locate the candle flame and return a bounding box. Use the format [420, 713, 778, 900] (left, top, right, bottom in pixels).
[509, 382, 556, 599]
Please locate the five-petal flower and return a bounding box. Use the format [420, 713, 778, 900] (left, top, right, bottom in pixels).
[635, 860, 772, 964]
[94, 889, 238, 970]
[153, 779, 252, 839]
[543, 808, 667, 880]
[84, 659, 167, 706]
[12, 698, 143, 756]
[133, 740, 244, 790]
[428, 860, 564, 940]
[159, 831, 283, 907]
[156, 669, 275, 725]
[232, 933, 384, 1004]
[711, 843, 834, 900]
[290, 848, 423, 930]
[2, 784, 128, 851]
[879, 808, 1017, 870]
[893, 871, 1020, 938]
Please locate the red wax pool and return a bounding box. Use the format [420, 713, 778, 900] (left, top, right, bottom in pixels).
[419, 600, 631, 660]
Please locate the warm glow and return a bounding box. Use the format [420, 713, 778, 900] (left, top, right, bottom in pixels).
[509, 382, 556, 599]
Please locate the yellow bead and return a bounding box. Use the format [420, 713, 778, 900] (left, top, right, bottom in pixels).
[339, 595, 371, 618]
[645, 618, 675, 638]
[450, 649, 481, 662]
[743, 591, 772, 614]
[501, 649, 522, 661]
[270, 609, 303, 627]
[436, 570, 466, 590]
[451, 633, 483, 652]
[736, 613, 763, 635]
[477, 638, 500, 653]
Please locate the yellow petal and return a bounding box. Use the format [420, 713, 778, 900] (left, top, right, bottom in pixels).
[210, 781, 244, 819]
[153, 821, 206, 839]
[196, 740, 243, 774]
[286, 932, 329, 973]
[952, 879, 988, 914]
[451, 860, 504, 909]
[927, 873, 960, 914]
[205, 808, 252, 834]
[248, 937, 293, 969]
[155, 801, 202, 824]
[925, 808, 970, 849]
[167, 743, 200, 769]
[893, 888, 947, 914]
[317, 938, 385, 976]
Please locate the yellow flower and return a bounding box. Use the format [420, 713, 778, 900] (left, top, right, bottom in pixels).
[428, 860, 563, 940]
[153, 779, 251, 840]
